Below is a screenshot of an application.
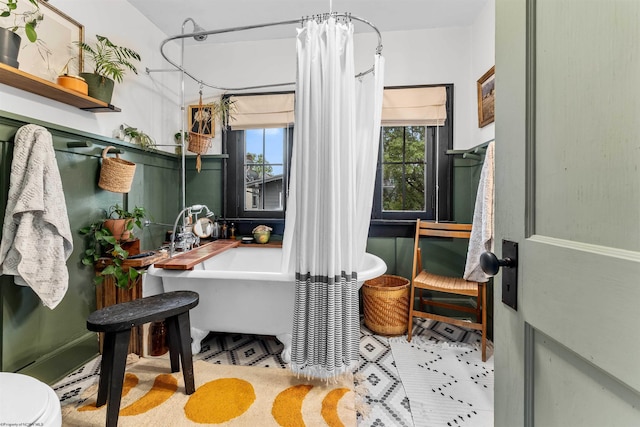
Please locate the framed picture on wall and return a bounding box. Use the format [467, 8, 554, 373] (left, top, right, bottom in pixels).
[188, 105, 214, 137]
[0, 1, 84, 82]
[477, 66, 495, 127]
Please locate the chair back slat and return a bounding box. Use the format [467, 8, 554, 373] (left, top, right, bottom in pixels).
[416, 220, 472, 239]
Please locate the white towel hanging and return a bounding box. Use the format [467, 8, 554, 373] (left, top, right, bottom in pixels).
[463, 141, 495, 282]
[0, 124, 74, 309]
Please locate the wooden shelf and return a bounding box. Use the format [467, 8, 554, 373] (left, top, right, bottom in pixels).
[154, 240, 241, 270]
[0, 62, 121, 112]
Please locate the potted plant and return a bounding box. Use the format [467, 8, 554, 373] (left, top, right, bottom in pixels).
[0, 0, 41, 68]
[103, 204, 147, 241]
[76, 34, 141, 104]
[79, 204, 148, 288]
[121, 124, 156, 151]
[174, 131, 188, 155]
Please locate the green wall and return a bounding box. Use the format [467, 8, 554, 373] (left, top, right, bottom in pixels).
[0, 112, 181, 383]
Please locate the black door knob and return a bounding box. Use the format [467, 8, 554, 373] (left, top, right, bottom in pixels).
[480, 251, 517, 276]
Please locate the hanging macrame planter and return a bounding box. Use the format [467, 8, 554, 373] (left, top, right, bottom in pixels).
[188, 90, 212, 172]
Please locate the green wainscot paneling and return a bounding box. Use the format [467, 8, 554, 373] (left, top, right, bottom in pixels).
[185, 156, 225, 218]
[366, 237, 397, 275]
[452, 156, 483, 223]
[0, 112, 181, 383]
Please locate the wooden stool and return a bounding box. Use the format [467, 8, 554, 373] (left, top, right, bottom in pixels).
[87, 290, 199, 427]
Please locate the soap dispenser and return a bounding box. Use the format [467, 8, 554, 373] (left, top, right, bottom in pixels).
[212, 217, 220, 239]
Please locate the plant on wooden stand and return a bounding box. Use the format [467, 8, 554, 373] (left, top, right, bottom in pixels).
[80, 204, 148, 288]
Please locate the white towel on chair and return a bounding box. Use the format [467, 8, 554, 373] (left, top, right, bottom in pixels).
[0, 124, 74, 309]
[463, 141, 495, 283]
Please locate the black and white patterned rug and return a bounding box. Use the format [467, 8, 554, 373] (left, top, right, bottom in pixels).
[389, 336, 494, 427]
[53, 318, 490, 427]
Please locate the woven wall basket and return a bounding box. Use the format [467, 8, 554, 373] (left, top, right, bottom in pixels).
[363, 274, 410, 336]
[187, 131, 211, 155]
[98, 146, 136, 193]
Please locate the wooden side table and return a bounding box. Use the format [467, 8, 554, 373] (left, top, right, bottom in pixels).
[94, 242, 168, 355]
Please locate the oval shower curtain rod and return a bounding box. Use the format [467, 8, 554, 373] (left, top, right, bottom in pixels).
[153, 13, 383, 92]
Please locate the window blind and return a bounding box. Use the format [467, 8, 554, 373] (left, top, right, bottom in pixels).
[382, 86, 447, 126]
[229, 93, 295, 130]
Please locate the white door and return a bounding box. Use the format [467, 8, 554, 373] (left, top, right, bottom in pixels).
[494, 0, 640, 426]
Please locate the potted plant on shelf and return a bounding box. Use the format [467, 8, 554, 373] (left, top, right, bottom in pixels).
[0, 0, 42, 68]
[76, 34, 141, 104]
[80, 204, 148, 288]
[120, 124, 156, 151]
[174, 131, 188, 155]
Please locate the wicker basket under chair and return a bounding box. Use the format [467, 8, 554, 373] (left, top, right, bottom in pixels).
[362, 274, 410, 336]
[98, 146, 136, 193]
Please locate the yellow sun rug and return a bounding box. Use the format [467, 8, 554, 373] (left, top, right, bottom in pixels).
[62, 358, 356, 426]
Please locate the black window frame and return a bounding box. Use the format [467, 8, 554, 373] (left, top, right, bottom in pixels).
[223, 85, 453, 235]
[225, 124, 294, 220]
[371, 84, 454, 225]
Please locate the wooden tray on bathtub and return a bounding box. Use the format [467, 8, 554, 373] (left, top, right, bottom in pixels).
[154, 240, 241, 270]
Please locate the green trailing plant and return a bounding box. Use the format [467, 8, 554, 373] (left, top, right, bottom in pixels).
[174, 131, 189, 143]
[174, 131, 188, 155]
[1, 0, 42, 42]
[79, 205, 148, 289]
[77, 34, 141, 83]
[208, 96, 236, 133]
[122, 125, 156, 151]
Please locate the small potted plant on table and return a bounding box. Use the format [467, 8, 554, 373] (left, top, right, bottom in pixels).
[80, 204, 156, 356]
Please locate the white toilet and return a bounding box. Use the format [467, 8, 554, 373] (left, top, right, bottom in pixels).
[0, 372, 62, 427]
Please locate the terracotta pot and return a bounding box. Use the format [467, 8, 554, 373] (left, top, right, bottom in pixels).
[104, 219, 132, 241]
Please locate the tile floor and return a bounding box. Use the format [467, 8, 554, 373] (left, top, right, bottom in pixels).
[53, 318, 485, 426]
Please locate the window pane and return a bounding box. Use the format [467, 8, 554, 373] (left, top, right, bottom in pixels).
[269, 165, 284, 177]
[381, 125, 427, 212]
[382, 163, 402, 211]
[382, 127, 404, 162]
[243, 128, 285, 212]
[404, 163, 426, 211]
[405, 126, 425, 162]
[245, 181, 263, 210]
[245, 129, 263, 157]
[264, 128, 284, 164]
[245, 165, 263, 183]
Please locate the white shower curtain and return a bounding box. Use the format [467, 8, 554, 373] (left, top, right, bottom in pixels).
[282, 17, 385, 378]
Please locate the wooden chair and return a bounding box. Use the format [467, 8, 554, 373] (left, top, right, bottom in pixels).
[407, 220, 488, 361]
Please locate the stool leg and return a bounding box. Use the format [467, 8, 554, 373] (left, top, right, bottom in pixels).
[97, 329, 131, 427]
[166, 312, 195, 394]
[166, 316, 181, 373]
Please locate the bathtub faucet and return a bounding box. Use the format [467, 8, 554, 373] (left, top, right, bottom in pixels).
[170, 204, 215, 257]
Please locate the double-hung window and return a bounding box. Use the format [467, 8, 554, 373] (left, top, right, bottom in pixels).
[372, 85, 454, 224]
[224, 93, 294, 219]
[224, 86, 453, 226]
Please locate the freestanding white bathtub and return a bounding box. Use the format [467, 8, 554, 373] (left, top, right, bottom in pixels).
[143, 246, 387, 361]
